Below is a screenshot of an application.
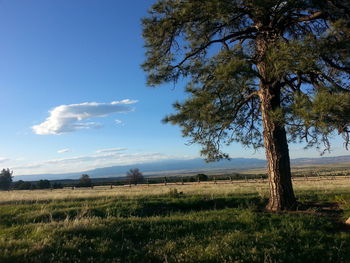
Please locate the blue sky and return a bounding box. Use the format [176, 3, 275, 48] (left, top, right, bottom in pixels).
[0, 0, 348, 176]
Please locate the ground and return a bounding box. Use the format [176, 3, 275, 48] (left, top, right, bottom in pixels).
[0, 177, 349, 262]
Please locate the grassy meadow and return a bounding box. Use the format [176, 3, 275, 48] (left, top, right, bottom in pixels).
[1, 177, 350, 263]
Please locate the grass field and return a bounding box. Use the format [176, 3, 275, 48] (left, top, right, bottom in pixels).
[1, 178, 350, 262]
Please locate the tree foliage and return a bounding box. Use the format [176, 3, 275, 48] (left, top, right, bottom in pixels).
[13, 180, 29, 190]
[37, 179, 51, 189]
[77, 174, 92, 188]
[126, 168, 144, 185]
[12, 180, 36, 190]
[142, 0, 350, 161]
[0, 168, 13, 191]
[197, 173, 209, 181]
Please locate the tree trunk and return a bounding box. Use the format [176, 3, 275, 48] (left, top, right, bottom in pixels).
[255, 33, 297, 211]
[259, 87, 297, 211]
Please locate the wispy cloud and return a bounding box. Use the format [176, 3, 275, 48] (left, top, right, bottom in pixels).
[57, 149, 71, 154]
[14, 163, 43, 170]
[0, 157, 10, 164]
[114, 119, 123, 125]
[32, 99, 137, 135]
[12, 150, 193, 175]
[96, 148, 127, 154]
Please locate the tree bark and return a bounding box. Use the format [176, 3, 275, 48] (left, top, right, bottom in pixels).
[256, 35, 297, 211]
[259, 87, 297, 211]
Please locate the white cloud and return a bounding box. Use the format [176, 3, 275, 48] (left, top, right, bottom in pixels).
[0, 157, 10, 164]
[115, 119, 123, 125]
[96, 148, 127, 154]
[57, 149, 71, 154]
[32, 100, 138, 135]
[14, 163, 43, 169]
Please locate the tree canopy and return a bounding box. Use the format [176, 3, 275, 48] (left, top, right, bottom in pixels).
[142, 0, 350, 211]
[126, 168, 144, 185]
[37, 179, 51, 189]
[77, 174, 92, 188]
[142, 0, 350, 161]
[0, 168, 13, 191]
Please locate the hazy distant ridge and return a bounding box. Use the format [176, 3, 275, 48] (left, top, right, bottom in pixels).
[14, 155, 350, 181]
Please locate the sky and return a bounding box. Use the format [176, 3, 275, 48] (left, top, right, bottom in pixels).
[0, 0, 348, 176]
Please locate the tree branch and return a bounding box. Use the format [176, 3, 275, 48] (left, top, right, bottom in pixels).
[322, 56, 350, 74]
[230, 91, 259, 121]
[296, 11, 325, 22]
[169, 27, 257, 70]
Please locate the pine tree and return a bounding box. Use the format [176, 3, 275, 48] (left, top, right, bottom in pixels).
[142, 0, 350, 211]
[0, 168, 13, 191]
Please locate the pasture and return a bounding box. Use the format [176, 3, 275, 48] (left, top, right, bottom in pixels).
[0, 177, 350, 262]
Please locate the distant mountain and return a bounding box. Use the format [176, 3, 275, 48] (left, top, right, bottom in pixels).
[291, 155, 350, 165]
[14, 155, 350, 181]
[14, 157, 266, 181]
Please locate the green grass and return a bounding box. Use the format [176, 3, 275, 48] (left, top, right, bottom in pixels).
[0, 182, 349, 262]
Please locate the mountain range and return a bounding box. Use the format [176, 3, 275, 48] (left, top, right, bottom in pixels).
[14, 155, 350, 181]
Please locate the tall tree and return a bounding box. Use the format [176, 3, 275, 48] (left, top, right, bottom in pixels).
[0, 168, 13, 191]
[142, 0, 350, 211]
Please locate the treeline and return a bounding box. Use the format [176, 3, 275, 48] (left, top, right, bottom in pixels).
[85, 173, 268, 187]
[143, 173, 268, 185]
[1, 168, 259, 191]
[0, 168, 64, 191]
[3, 167, 347, 191]
[12, 180, 64, 190]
